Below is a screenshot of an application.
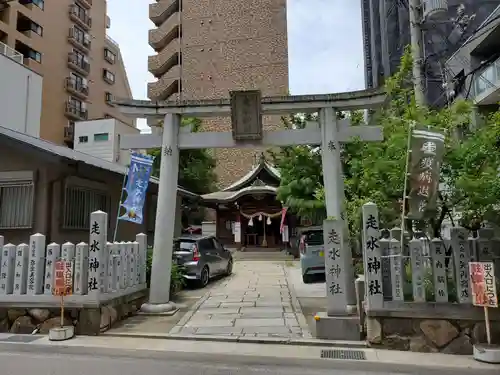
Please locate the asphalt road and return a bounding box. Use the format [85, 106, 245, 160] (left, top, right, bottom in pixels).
[0, 344, 496, 375]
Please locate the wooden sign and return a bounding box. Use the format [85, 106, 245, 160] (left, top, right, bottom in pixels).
[53, 260, 73, 296]
[230, 90, 262, 141]
[469, 262, 498, 308]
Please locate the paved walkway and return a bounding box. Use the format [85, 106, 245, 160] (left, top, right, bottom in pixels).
[169, 261, 311, 339]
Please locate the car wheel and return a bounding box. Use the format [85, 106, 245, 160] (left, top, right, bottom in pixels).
[225, 259, 233, 276]
[302, 274, 313, 284]
[199, 266, 210, 288]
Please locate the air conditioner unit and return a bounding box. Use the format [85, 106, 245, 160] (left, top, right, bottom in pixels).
[422, 0, 448, 20]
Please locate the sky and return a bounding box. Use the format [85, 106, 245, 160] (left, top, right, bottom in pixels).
[106, 0, 365, 131]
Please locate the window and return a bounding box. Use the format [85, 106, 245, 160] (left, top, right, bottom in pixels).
[94, 133, 109, 142]
[70, 48, 89, 70]
[104, 48, 116, 64]
[62, 185, 110, 230]
[70, 26, 90, 47]
[73, 3, 87, 20]
[20, 0, 44, 10]
[103, 69, 115, 84]
[105, 91, 113, 103]
[69, 96, 84, 111]
[31, 21, 43, 36]
[70, 72, 84, 87]
[0, 172, 34, 229]
[78, 136, 88, 143]
[28, 49, 41, 63]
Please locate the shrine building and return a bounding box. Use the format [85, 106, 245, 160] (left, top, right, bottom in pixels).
[201, 155, 298, 250]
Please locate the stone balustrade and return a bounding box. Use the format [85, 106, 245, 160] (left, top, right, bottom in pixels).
[359, 202, 500, 354]
[0, 211, 148, 304]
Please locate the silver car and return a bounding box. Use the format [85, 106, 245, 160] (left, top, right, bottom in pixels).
[173, 234, 233, 288]
[298, 227, 325, 283]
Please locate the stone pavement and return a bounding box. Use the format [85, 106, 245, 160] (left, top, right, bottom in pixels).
[169, 261, 311, 339]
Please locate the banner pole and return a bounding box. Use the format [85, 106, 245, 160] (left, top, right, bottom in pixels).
[400, 122, 414, 248]
[113, 168, 128, 242]
[484, 306, 491, 345]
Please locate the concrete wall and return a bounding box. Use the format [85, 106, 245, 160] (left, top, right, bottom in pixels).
[73, 118, 139, 165]
[0, 140, 158, 246]
[0, 46, 42, 137]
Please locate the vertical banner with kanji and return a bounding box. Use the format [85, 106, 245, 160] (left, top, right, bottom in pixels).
[118, 153, 154, 224]
[469, 262, 498, 308]
[407, 129, 445, 220]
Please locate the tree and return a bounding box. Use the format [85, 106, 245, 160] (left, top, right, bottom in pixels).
[148, 117, 217, 195]
[273, 46, 500, 238]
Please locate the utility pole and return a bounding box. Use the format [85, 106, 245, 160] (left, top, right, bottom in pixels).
[409, 0, 426, 106]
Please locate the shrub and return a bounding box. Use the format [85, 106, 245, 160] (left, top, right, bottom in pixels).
[146, 246, 185, 296]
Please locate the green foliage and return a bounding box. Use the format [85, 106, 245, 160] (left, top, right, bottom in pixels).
[146, 247, 185, 296]
[148, 117, 217, 194]
[273, 45, 500, 238]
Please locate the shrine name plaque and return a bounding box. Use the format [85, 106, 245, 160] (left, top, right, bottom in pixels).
[230, 90, 263, 141]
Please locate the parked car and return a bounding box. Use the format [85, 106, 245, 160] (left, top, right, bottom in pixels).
[298, 226, 325, 283]
[173, 234, 233, 288]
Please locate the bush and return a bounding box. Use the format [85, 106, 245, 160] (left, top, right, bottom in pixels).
[146, 246, 186, 296]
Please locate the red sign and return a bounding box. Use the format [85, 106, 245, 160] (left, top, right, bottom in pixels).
[53, 260, 73, 296]
[469, 262, 498, 308]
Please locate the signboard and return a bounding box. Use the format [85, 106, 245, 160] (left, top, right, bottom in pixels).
[53, 260, 73, 296]
[230, 90, 263, 141]
[469, 262, 498, 308]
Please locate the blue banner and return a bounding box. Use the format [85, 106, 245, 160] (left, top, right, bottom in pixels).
[118, 153, 155, 224]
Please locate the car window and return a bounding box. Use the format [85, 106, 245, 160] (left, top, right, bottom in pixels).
[304, 231, 323, 246]
[198, 239, 213, 251]
[174, 240, 196, 251]
[211, 238, 224, 251]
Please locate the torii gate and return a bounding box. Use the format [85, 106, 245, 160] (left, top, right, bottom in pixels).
[113, 89, 386, 340]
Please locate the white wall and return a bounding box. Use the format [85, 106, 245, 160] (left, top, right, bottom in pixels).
[74, 118, 139, 165]
[0, 44, 42, 137]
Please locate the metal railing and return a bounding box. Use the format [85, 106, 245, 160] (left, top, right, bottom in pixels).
[105, 34, 119, 49]
[473, 56, 500, 99]
[0, 42, 24, 64]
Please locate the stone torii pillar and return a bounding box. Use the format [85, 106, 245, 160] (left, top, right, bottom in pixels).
[141, 113, 181, 313]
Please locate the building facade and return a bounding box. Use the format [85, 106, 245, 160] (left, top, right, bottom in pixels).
[147, 0, 289, 188]
[361, 0, 500, 106]
[0, 0, 134, 147]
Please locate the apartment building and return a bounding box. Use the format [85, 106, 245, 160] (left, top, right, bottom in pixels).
[0, 0, 134, 148]
[360, 0, 500, 107]
[147, 0, 289, 188]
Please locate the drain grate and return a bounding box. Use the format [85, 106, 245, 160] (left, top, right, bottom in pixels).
[0, 335, 43, 343]
[320, 349, 366, 360]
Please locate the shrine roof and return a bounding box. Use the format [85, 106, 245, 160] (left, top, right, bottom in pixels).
[201, 185, 277, 203]
[223, 158, 280, 192]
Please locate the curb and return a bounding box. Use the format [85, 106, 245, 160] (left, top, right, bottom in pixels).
[101, 331, 367, 348]
[283, 264, 313, 338]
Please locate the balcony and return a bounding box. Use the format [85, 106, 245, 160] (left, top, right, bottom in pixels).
[65, 102, 88, 121]
[472, 56, 500, 105]
[65, 77, 89, 98]
[69, 4, 92, 30]
[63, 123, 74, 142]
[68, 27, 91, 52]
[0, 42, 24, 64]
[147, 65, 181, 101]
[148, 11, 180, 51]
[76, 0, 92, 10]
[67, 52, 90, 76]
[149, 0, 179, 27]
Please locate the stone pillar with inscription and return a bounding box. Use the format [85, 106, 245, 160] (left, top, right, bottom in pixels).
[409, 238, 425, 302]
[362, 203, 383, 310]
[107, 242, 116, 292]
[132, 241, 140, 286]
[119, 241, 127, 290]
[136, 234, 147, 285]
[430, 238, 448, 303]
[451, 227, 472, 303]
[74, 242, 89, 295]
[13, 243, 29, 295]
[28, 233, 45, 295]
[141, 113, 181, 314]
[44, 243, 60, 295]
[0, 244, 15, 295]
[61, 242, 75, 261]
[314, 108, 359, 341]
[88, 211, 107, 298]
[128, 241, 136, 287]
